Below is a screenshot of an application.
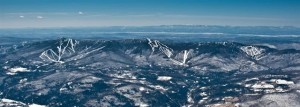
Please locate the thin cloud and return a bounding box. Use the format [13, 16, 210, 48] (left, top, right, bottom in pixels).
[37, 16, 43, 19]
[7, 12, 70, 15]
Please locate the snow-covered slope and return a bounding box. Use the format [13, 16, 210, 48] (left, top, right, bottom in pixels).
[1, 38, 300, 72]
[1, 38, 300, 107]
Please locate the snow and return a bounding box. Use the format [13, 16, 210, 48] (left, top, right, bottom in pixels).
[147, 39, 194, 66]
[29, 103, 47, 107]
[200, 87, 207, 90]
[0, 99, 47, 107]
[245, 84, 252, 87]
[157, 76, 172, 81]
[59, 87, 68, 92]
[241, 46, 265, 60]
[147, 38, 173, 58]
[182, 50, 190, 65]
[139, 87, 145, 91]
[115, 85, 149, 107]
[0, 98, 26, 106]
[2, 66, 9, 69]
[198, 99, 205, 104]
[187, 91, 194, 104]
[19, 78, 28, 83]
[1, 99, 23, 103]
[257, 43, 277, 49]
[9, 67, 29, 72]
[7, 67, 30, 75]
[283, 66, 300, 71]
[200, 92, 208, 97]
[40, 39, 78, 63]
[241, 93, 300, 107]
[275, 87, 285, 92]
[271, 79, 294, 85]
[152, 85, 168, 91]
[245, 77, 259, 82]
[252, 83, 274, 89]
[139, 103, 149, 107]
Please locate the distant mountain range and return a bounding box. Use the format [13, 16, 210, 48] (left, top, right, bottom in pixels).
[1, 38, 300, 74]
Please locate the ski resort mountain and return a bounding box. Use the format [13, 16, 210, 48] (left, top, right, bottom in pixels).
[1, 37, 300, 106]
[2, 38, 300, 72]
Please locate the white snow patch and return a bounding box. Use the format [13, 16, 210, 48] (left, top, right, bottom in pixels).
[153, 85, 168, 91]
[139, 87, 145, 91]
[200, 92, 208, 97]
[0, 98, 47, 107]
[29, 103, 47, 107]
[19, 78, 28, 83]
[7, 67, 30, 75]
[257, 43, 277, 49]
[157, 76, 172, 81]
[252, 83, 274, 89]
[0, 98, 26, 106]
[59, 87, 68, 92]
[245, 84, 252, 87]
[271, 79, 294, 85]
[245, 77, 259, 82]
[1, 98, 24, 104]
[9, 67, 29, 72]
[139, 103, 149, 107]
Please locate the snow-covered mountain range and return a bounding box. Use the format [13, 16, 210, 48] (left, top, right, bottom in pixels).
[2, 38, 300, 73]
[1, 38, 300, 107]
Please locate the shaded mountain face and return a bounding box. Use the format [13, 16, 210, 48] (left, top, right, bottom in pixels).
[0, 38, 300, 106]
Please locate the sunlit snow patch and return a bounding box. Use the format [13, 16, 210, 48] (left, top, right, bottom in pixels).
[251, 83, 274, 89]
[157, 76, 172, 81]
[270, 79, 294, 85]
[0, 98, 26, 106]
[139, 103, 149, 107]
[139, 87, 146, 91]
[7, 67, 30, 75]
[0, 98, 47, 107]
[29, 103, 47, 107]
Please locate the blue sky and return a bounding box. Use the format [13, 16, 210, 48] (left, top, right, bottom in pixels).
[0, 0, 300, 28]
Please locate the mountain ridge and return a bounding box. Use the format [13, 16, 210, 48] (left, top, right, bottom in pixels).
[1, 38, 300, 73]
